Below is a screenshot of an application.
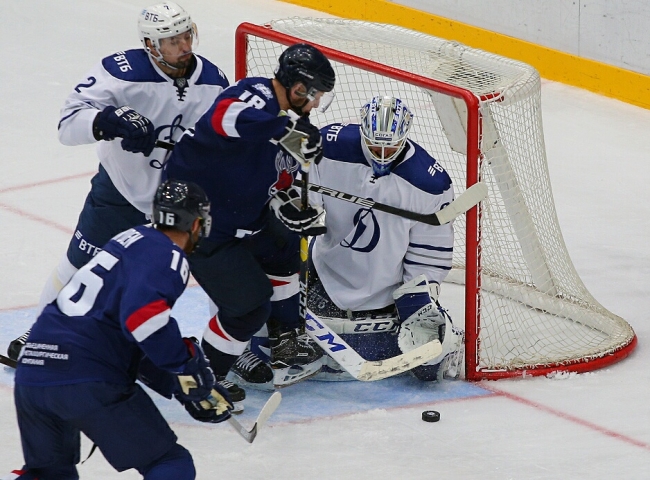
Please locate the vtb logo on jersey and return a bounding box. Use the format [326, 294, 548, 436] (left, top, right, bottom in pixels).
[340, 208, 381, 253]
[268, 150, 300, 196]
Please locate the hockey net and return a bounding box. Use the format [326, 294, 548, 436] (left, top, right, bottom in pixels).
[235, 18, 637, 380]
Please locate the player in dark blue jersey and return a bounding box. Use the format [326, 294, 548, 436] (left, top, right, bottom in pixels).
[7, 2, 230, 369]
[163, 43, 336, 389]
[8, 180, 233, 480]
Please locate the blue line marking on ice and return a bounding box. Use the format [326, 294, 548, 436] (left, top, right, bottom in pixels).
[0, 286, 491, 425]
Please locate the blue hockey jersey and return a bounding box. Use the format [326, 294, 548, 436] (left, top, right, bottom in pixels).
[163, 77, 302, 243]
[15, 226, 192, 387]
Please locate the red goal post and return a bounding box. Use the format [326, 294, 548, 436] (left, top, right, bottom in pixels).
[234, 19, 637, 380]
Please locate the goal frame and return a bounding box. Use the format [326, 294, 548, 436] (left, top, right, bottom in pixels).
[234, 21, 636, 381]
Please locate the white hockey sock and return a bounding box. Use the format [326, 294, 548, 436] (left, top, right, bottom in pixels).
[37, 255, 78, 314]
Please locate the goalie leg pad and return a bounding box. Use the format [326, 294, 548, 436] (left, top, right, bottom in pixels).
[399, 308, 464, 382]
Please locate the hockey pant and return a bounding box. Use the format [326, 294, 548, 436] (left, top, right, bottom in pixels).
[189, 216, 301, 375]
[14, 382, 195, 479]
[37, 165, 147, 313]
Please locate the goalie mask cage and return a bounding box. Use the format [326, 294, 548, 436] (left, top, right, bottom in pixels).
[235, 18, 637, 380]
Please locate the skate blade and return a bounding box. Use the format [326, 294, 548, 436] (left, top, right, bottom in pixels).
[226, 370, 275, 392]
[272, 362, 323, 388]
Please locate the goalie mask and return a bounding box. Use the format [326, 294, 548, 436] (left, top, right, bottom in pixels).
[153, 179, 212, 245]
[360, 96, 413, 177]
[275, 43, 336, 114]
[138, 2, 199, 67]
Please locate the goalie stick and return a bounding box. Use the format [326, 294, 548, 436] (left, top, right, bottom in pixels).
[227, 391, 282, 443]
[305, 308, 442, 381]
[294, 180, 488, 226]
[154, 139, 488, 227]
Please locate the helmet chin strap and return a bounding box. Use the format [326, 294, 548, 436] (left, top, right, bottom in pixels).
[285, 87, 310, 116]
[184, 229, 200, 254]
[146, 46, 194, 72]
[146, 47, 181, 71]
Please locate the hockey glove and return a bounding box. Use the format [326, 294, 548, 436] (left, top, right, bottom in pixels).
[174, 337, 216, 403]
[178, 383, 234, 424]
[269, 187, 326, 236]
[274, 115, 323, 169]
[93, 105, 156, 156]
[393, 274, 445, 333]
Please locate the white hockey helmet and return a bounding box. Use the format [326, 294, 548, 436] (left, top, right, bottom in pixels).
[138, 2, 198, 59]
[360, 96, 413, 176]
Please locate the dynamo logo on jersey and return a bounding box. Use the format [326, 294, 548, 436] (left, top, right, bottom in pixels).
[340, 208, 380, 253]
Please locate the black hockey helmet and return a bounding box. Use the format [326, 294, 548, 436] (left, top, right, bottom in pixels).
[275, 43, 336, 93]
[153, 179, 212, 240]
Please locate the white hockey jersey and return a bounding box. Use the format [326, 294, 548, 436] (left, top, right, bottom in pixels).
[58, 49, 229, 214]
[311, 123, 455, 311]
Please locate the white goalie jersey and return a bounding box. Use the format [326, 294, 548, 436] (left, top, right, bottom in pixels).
[310, 123, 455, 311]
[57, 48, 229, 214]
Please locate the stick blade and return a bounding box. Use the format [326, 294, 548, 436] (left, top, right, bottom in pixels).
[305, 308, 444, 382]
[255, 391, 282, 430]
[435, 181, 488, 225]
[228, 417, 257, 443]
[356, 339, 443, 381]
[227, 391, 282, 444]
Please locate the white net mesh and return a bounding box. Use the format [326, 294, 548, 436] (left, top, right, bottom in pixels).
[240, 18, 635, 377]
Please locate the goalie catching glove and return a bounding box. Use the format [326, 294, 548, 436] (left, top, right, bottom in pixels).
[270, 187, 326, 236]
[273, 113, 323, 169]
[93, 105, 156, 156]
[174, 337, 234, 423]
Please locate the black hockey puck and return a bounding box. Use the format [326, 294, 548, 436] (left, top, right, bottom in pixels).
[421, 410, 440, 422]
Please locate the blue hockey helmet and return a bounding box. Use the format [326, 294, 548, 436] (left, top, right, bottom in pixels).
[153, 179, 211, 240]
[275, 43, 336, 114]
[275, 43, 336, 93]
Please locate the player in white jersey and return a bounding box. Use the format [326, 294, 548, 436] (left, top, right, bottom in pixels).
[6, 2, 231, 371]
[306, 96, 464, 382]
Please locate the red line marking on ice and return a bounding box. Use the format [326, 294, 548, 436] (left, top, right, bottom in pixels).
[482, 383, 650, 452]
[0, 171, 95, 194]
[273, 382, 649, 452]
[0, 302, 36, 313]
[0, 202, 73, 234]
[0, 171, 94, 234]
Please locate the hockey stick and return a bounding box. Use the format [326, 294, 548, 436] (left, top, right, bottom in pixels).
[155, 139, 487, 226]
[304, 308, 442, 381]
[155, 139, 175, 150]
[293, 180, 488, 226]
[0, 354, 17, 368]
[7, 353, 280, 444]
[155, 139, 487, 227]
[226, 391, 282, 443]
